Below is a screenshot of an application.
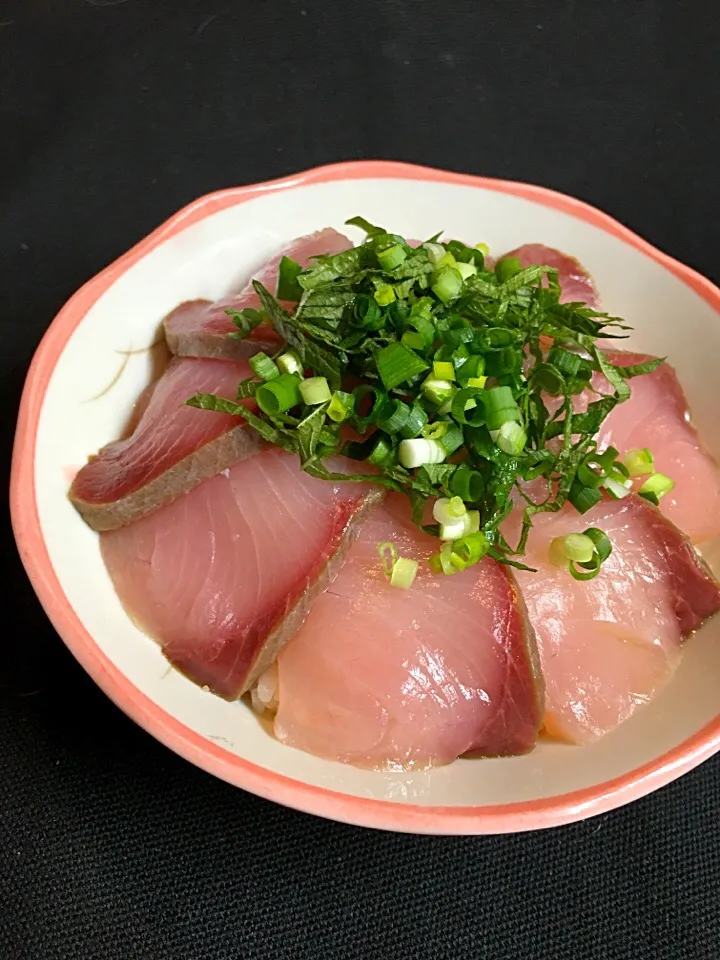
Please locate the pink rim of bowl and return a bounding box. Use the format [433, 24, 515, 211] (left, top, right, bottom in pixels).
[11, 160, 720, 835]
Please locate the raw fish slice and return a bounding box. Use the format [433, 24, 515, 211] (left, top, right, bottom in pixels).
[70, 357, 257, 531]
[499, 243, 599, 306]
[162, 300, 282, 361]
[101, 450, 382, 698]
[273, 497, 544, 769]
[510, 496, 720, 744]
[596, 352, 720, 543]
[536, 347, 720, 542]
[163, 228, 351, 360]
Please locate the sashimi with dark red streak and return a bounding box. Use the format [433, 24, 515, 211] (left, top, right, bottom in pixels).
[100, 450, 383, 698]
[70, 357, 258, 531]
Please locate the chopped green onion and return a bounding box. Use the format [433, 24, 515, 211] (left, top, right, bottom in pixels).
[621, 448, 655, 478]
[638, 472, 675, 504]
[433, 506, 480, 544]
[227, 307, 264, 339]
[548, 538, 567, 568]
[196, 218, 665, 579]
[440, 517, 468, 541]
[577, 455, 608, 489]
[277, 351, 303, 376]
[603, 473, 632, 499]
[584, 527, 612, 562]
[452, 531, 491, 566]
[299, 376, 332, 405]
[443, 327, 474, 349]
[438, 423, 465, 455]
[389, 296, 411, 323]
[423, 242, 446, 263]
[549, 527, 612, 581]
[570, 563, 601, 582]
[399, 403, 428, 439]
[377, 541, 398, 576]
[457, 354, 485, 381]
[249, 352, 280, 382]
[599, 446, 620, 469]
[398, 438, 446, 468]
[432, 266, 463, 303]
[496, 421, 527, 456]
[276, 256, 303, 301]
[455, 261, 477, 280]
[429, 541, 464, 575]
[352, 294, 383, 329]
[569, 528, 613, 581]
[466, 510, 480, 533]
[327, 390, 355, 423]
[422, 420, 449, 441]
[433, 360, 455, 381]
[433, 496, 467, 525]
[484, 386, 521, 431]
[451, 387, 486, 426]
[368, 434, 394, 467]
[568, 481, 603, 514]
[549, 533, 595, 566]
[352, 384, 387, 430]
[401, 331, 425, 351]
[451, 344, 470, 370]
[376, 399, 411, 434]
[407, 314, 436, 349]
[451, 466, 485, 502]
[390, 557, 419, 589]
[421, 377, 456, 405]
[376, 342, 429, 390]
[434, 345, 453, 364]
[485, 348, 518, 378]
[447, 496, 468, 519]
[373, 283, 396, 306]
[256, 373, 302, 415]
[377, 243, 407, 270]
[495, 257, 523, 283]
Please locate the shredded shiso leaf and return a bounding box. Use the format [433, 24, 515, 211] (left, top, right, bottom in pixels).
[189, 219, 664, 578]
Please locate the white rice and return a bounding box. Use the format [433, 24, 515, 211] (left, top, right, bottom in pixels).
[250, 662, 278, 715]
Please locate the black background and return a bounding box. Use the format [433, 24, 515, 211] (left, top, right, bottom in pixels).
[3, 2, 720, 958]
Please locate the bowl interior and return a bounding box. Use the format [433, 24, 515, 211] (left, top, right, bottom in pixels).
[30, 175, 720, 811]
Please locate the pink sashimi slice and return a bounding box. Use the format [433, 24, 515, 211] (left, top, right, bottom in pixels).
[163, 228, 351, 361]
[600, 353, 720, 543]
[100, 450, 382, 699]
[70, 357, 257, 531]
[569, 350, 720, 544]
[273, 497, 544, 769]
[499, 243, 599, 306]
[509, 496, 720, 745]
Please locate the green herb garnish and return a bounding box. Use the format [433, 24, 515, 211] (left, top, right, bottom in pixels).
[188, 218, 663, 579]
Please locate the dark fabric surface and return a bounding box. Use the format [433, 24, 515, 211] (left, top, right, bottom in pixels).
[3, 1, 720, 957]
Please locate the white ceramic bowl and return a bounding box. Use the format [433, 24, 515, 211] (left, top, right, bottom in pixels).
[11, 161, 720, 834]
